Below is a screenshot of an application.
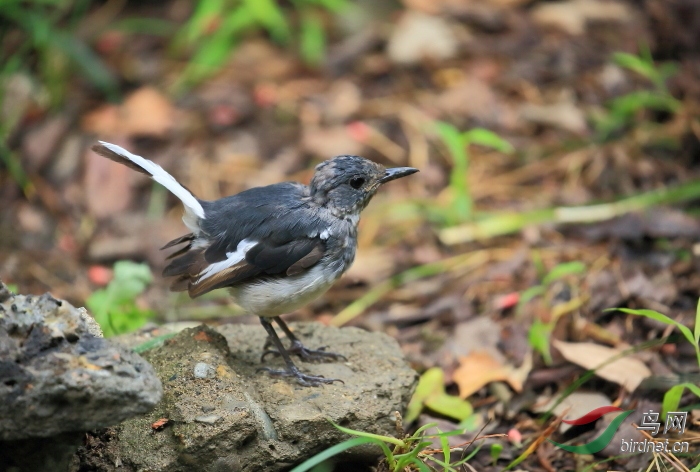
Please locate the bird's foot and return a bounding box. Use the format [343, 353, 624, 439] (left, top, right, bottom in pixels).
[261, 340, 346, 362]
[257, 366, 343, 387]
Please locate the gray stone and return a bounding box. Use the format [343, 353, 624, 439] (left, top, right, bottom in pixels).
[0, 283, 162, 441]
[194, 362, 216, 379]
[80, 323, 417, 471]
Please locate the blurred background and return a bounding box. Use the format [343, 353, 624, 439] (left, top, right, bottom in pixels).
[1, 0, 699, 469]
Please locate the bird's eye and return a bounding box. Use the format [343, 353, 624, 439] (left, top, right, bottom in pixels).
[349, 177, 365, 189]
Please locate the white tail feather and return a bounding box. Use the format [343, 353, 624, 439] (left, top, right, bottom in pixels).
[97, 141, 205, 229]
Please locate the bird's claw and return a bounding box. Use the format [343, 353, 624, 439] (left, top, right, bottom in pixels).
[256, 366, 344, 387]
[261, 340, 346, 363]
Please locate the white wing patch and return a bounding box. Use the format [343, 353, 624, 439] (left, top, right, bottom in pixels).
[197, 239, 258, 281]
[97, 141, 205, 227]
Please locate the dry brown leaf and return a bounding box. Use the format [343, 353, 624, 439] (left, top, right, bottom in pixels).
[534, 391, 612, 432]
[120, 87, 174, 137]
[552, 340, 651, 391]
[80, 87, 174, 138]
[84, 144, 134, 219]
[81, 104, 120, 135]
[344, 248, 394, 283]
[453, 351, 523, 399]
[532, 0, 630, 35]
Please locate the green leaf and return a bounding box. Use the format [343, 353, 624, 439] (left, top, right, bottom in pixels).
[435, 121, 471, 222]
[695, 297, 700, 347]
[243, 0, 291, 44]
[181, 0, 226, 46]
[612, 52, 657, 83]
[490, 443, 503, 465]
[405, 367, 473, 423]
[86, 261, 153, 337]
[458, 413, 481, 432]
[608, 90, 680, 117]
[299, 11, 326, 67]
[462, 128, 514, 154]
[289, 437, 385, 472]
[662, 383, 700, 420]
[405, 367, 444, 423]
[519, 285, 545, 306]
[296, 0, 349, 12]
[528, 319, 553, 365]
[542, 261, 586, 285]
[425, 392, 473, 422]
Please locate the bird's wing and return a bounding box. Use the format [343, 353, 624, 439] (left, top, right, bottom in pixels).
[163, 183, 330, 298]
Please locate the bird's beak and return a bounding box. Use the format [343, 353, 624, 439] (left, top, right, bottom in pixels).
[380, 167, 419, 184]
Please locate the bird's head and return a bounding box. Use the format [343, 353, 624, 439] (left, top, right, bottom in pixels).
[310, 155, 418, 216]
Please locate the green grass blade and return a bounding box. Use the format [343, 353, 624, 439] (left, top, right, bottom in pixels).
[329, 420, 405, 447]
[52, 30, 118, 97]
[608, 307, 699, 366]
[662, 383, 700, 420]
[423, 455, 458, 472]
[542, 261, 586, 285]
[438, 427, 450, 467]
[407, 457, 432, 472]
[133, 332, 178, 354]
[695, 298, 700, 346]
[289, 437, 383, 472]
[462, 128, 514, 154]
[413, 422, 438, 436]
[452, 442, 482, 465]
[435, 121, 471, 222]
[441, 180, 700, 245]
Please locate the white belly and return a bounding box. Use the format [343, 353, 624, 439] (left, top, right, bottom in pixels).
[230, 263, 342, 317]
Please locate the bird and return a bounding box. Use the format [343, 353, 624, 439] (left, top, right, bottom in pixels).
[91, 141, 418, 386]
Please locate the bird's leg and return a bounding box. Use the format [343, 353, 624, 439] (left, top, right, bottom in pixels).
[257, 317, 342, 387]
[261, 316, 346, 362]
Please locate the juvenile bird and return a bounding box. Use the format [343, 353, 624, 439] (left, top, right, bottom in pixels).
[91, 142, 417, 386]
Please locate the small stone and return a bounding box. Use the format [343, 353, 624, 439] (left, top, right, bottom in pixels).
[215, 364, 235, 380]
[194, 415, 221, 425]
[201, 405, 216, 413]
[193, 362, 215, 379]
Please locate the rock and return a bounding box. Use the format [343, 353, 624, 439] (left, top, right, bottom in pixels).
[387, 11, 458, 65]
[0, 281, 162, 470]
[78, 323, 417, 471]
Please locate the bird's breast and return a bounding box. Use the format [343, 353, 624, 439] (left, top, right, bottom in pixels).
[230, 259, 346, 317]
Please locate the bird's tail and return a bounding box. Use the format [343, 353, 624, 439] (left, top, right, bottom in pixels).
[91, 141, 205, 232]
